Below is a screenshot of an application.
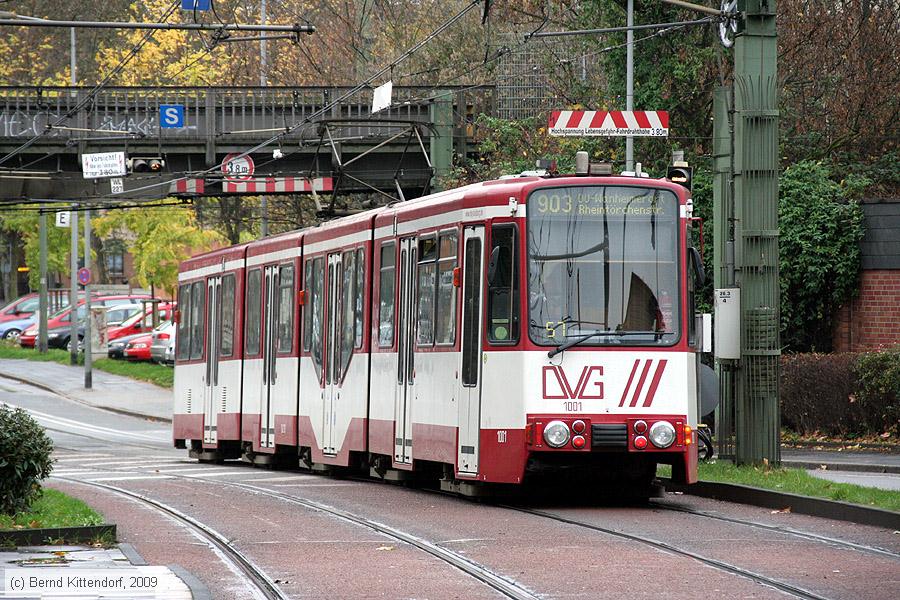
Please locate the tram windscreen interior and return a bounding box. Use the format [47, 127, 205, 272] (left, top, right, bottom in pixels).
[527, 185, 680, 346]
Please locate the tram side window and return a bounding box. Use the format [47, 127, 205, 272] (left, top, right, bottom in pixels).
[378, 243, 396, 348]
[220, 274, 235, 357]
[277, 265, 294, 353]
[436, 231, 458, 345]
[245, 269, 262, 355]
[340, 250, 356, 378]
[302, 260, 313, 351]
[487, 225, 519, 344]
[176, 283, 191, 360]
[310, 257, 325, 381]
[416, 236, 437, 345]
[355, 248, 364, 348]
[189, 281, 205, 359]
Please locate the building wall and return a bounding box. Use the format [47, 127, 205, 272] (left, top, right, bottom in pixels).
[833, 199, 900, 352]
[833, 270, 900, 351]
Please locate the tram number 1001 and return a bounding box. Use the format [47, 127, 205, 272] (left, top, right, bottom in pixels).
[563, 401, 583, 411]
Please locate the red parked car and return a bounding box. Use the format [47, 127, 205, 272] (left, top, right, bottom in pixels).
[0, 293, 40, 324]
[18, 294, 151, 348]
[107, 303, 175, 342]
[123, 333, 154, 361]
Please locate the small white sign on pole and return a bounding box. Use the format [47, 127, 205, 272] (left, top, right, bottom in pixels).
[90, 306, 107, 359]
[110, 177, 124, 194]
[55, 211, 71, 227]
[372, 81, 393, 114]
[81, 151, 127, 179]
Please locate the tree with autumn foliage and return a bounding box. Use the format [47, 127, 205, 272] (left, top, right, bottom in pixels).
[94, 206, 222, 297]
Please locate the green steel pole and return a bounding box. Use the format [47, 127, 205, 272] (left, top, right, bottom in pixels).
[732, 0, 780, 464]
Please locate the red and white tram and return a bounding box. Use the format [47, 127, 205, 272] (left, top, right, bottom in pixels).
[175, 161, 706, 491]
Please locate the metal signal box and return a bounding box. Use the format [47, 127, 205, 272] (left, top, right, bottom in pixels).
[714, 288, 741, 360]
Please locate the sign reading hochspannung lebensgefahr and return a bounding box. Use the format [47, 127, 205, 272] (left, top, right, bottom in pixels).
[81, 151, 127, 179]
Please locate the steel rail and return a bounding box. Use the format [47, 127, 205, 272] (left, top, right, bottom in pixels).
[652, 502, 900, 560]
[176, 476, 540, 600]
[55, 477, 289, 600]
[502, 505, 831, 600]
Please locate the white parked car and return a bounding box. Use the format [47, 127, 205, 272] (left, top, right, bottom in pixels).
[150, 321, 175, 365]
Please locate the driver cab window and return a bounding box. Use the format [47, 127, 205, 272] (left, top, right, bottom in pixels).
[487, 225, 519, 344]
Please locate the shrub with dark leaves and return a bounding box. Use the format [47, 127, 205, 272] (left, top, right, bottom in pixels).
[781, 349, 900, 437]
[854, 348, 900, 435]
[0, 405, 54, 515]
[781, 353, 858, 435]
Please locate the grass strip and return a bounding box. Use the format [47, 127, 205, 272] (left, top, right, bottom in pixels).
[0, 488, 104, 530]
[0, 341, 173, 388]
[93, 358, 173, 388]
[659, 461, 900, 512]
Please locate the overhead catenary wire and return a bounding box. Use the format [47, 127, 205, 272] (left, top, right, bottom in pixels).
[90, 0, 485, 202]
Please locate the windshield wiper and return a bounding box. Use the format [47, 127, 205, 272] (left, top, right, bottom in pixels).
[532, 239, 608, 261]
[546, 329, 667, 358]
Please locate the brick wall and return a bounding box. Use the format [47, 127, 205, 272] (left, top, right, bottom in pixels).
[833, 270, 900, 351]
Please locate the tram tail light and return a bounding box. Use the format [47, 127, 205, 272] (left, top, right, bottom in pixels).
[298, 290, 307, 305]
[452, 267, 461, 287]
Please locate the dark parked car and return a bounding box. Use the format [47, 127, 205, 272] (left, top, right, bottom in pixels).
[107, 332, 150, 359]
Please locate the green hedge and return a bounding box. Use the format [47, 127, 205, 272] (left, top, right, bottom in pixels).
[781, 349, 900, 437]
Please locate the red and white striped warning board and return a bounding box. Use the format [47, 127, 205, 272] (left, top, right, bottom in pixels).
[222, 176, 334, 194]
[169, 178, 205, 195]
[548, 110, 669, 137]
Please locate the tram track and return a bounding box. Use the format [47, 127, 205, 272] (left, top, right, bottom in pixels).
[152, 473, 541, 600]
[55, 476, 290, 600]
[650, 501, 900, 560]
[15, 371, 893, 600]
[500, 504, 832, 600]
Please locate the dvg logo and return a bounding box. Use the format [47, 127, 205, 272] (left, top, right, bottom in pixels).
[542, 365, 604, 400]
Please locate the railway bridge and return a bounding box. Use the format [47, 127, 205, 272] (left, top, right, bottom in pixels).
[0, 85, 492, 205]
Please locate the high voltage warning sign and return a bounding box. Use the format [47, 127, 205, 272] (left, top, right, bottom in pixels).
[548, 110, 669, 137]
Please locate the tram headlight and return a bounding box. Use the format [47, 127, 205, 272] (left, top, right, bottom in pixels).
[543, 420, 570, 448]
[649, 421, 676, 449]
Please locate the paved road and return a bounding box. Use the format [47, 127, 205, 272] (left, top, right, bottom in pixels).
[3, 375, 900, 599]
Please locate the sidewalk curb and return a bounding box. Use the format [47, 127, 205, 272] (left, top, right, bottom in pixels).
[0, 524, 116, 546]
[782, 460, 900, 475]
[665, 480, 900, 529]
[120, 543, 211, 600]
[0, 368, 172, 424]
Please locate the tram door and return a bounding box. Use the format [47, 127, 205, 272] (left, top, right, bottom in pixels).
[259, 265, 278, 449]
[394, 237, 416, 464]
[203, 276, 222, 444]
[322, 253, 342, 455]
[458, 226, 485, 474]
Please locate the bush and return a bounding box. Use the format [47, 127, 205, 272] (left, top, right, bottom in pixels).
[0, 406, 54, 515]
[779, 161, 866, 352]
[854, 348, 900, 435]
[781, 353, 858, 435]
[781, 349, 900, 437]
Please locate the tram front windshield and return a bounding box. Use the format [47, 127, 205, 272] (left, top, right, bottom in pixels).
[527, 185, 680, 346]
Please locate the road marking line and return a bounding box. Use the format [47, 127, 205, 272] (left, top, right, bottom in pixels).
[155, 467, 241, 474]
[240, 475, 316, 482]
[268, 483, 356, 487]
[85, 475, 175, 482]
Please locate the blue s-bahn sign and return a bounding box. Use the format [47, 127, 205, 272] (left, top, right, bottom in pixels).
[181, 0, 211, 10]
[160, 105, 185, 128]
